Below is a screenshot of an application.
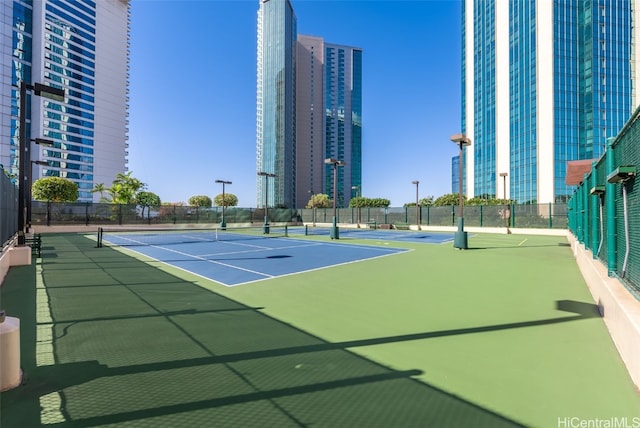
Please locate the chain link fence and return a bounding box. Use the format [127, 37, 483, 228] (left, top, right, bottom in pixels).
[28, 201, 567, 230]
[568, 105, 640, 298]
[299, 204, 567, 229]
[1, 168, 18, 249]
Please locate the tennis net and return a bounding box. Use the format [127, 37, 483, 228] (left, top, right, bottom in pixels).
[96, 225, 289, 248]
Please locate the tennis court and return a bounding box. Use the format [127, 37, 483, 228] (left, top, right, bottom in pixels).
[96, 226, 409, 286]
[290, 225, 455, 244]
[2, 231, 639, 427]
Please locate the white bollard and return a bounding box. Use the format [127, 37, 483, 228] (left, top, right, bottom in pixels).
[0, 316, 21, 391]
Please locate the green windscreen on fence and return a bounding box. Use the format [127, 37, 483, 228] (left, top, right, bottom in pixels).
[568, 105, 640, 298]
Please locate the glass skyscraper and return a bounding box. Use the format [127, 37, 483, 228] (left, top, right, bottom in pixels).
[1, 0, 130, 202]
[461, 0, 640, 204]
[258, 0, 362, 209]
[296, 35, 362, 209]
[323, 42, 362, 209]
[256, 0, 297, 208]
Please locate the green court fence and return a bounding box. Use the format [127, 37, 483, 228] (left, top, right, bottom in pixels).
[0, 167, 18, 249]
[29, 201, 567, 230]
[299, 204, 567, 229]
[568, 105, 640, 297]
[29, 203, 300, 226]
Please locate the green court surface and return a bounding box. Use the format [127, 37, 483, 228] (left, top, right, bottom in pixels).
[1, 232, 639, 427]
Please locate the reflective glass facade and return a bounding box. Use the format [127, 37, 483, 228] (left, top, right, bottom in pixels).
[323, 44, 362, 208]
[509, 0, 537, 203]
[256, 0, 297, 208]
[463, 0, 637, 204]
[1, 0, 130, 202]
[41, 1, 97, 199]
[471, 0, 496, 199]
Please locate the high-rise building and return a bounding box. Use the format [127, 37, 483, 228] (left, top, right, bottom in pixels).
[295, 35, 323, 208]
[1, 0, 130, 202]
[256, 0, 297, 209]
[296, 35, 362, 208]
[322, 41, 362, 209]
[461, 1, 640, 204]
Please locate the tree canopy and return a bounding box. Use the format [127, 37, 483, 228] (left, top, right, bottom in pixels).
[32, 177, 78, 202]
[214, 193, 238, 207]
[92, 172, 147, 205]
[136, 191, 161, 219]
[433, 193, 465, 206]
[188, 195, 212, 207]
[405, 196, 434, 207]
[306, 193, 332, 208]
[348, 196, 390, 208]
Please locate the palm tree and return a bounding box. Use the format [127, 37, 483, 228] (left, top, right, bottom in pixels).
[91, 183, 107, 201]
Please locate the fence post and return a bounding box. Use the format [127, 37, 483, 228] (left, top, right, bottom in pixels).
[606, 137, 617, 276]
[583, 179, 590, 247]
[590, 162, 599, 256]
[85, 202, 90, 226]
[404, 206, 408, 223]
[479, 205, 483, 227]
[426, 205, 430, 225]
[510, 204, 515, 228]
[548, 203, 552, 229]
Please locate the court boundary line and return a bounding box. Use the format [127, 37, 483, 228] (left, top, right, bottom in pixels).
[94, 235, 411, 287]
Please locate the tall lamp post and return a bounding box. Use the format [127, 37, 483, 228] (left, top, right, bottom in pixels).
[325, 158, 345, 239]
[500, 172, 511, 234]
[18, 81, 65, 244]
[27, 138, 54, 232]
[450, 133, 472, 249]
[351, 185, 360, 227]
[412, 180, 420, 230]
[257, 171, 276, 233]
[308, 190, 316, 226]
[215, 179, 232, 229]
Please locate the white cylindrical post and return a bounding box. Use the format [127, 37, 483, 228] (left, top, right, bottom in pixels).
[0, 316, 21, 391]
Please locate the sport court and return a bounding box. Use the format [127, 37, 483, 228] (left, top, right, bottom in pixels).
[1, 231, 639, 427]
[97, 226, 412, 286]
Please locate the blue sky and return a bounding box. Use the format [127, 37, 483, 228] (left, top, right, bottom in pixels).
[128, 0, 462, 207]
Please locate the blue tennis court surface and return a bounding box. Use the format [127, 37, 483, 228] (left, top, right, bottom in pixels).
[101, 231, 409, 286]
[289, 226, 455, 244]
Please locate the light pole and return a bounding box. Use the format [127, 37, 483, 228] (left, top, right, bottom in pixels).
[27, 138, 54, 232]
[215, 179, 232, 229]
[18, 82, 65, 244]
[351, 185, 360, 227]
[450, 133, 472, 249]
[325, 158, 345, 239]
[500, 172, 511, 234]
[257, 171, 276, 233]
[412, 180, 420, 230]
[308, 190, 316, 226]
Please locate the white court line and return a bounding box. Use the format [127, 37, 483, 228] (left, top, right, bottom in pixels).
[228, 248, 412, 287]
[104, 235, 410, 287]
[199, 242, 323, 257]
[133, 243, 276, 278]
[518, 238, 528, 246]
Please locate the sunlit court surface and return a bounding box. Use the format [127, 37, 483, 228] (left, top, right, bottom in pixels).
[95, 226, 413, 286]
[1, 231, 639, 427]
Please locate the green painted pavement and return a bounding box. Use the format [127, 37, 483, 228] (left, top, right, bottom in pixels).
[0, 232, 638, 427]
